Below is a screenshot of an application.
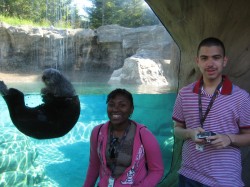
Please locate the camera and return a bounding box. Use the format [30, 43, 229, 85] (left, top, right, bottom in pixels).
[197, 131, 216, 139]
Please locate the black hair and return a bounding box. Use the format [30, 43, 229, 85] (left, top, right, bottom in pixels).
[197, 37, 225, 57]
[106, 88, 134, 108]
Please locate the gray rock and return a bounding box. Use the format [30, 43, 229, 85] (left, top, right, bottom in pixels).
[109, 57, 169, 86]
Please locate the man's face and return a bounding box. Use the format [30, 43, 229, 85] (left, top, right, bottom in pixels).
[196, 46, 228, 81]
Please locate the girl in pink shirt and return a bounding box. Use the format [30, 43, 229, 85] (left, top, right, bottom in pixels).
[83, 89, 164, 187]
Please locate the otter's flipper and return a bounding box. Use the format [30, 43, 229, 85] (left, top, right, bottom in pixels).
[2, 88, 80, 139]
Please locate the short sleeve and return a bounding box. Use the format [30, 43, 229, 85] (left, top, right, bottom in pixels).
[239, 94, 250, 129]
[172, 91, 185, 123]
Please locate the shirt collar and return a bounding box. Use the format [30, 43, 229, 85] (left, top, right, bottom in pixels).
[193, 75, 232, 95]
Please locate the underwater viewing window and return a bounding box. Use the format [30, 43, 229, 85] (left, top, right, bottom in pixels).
[0, 0, 180, 186]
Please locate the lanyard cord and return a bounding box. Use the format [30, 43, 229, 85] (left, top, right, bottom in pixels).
[198, 79, 223, 128]
[109, 123, 131, 176]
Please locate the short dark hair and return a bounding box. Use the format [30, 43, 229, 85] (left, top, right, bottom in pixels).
[197, 37, 225, 57]
[106, 88, 134, 107]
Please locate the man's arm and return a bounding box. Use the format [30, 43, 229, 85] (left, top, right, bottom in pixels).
[207, 128, 250, 149]
[230, 128, 250, 147]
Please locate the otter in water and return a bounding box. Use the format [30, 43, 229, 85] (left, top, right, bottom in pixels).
[0, 68, 80, 139]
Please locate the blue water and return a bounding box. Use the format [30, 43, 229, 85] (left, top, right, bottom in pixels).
[0, 92, 176, 187]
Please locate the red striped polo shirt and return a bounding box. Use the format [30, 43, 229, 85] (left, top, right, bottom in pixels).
[172, 76, 250, 187]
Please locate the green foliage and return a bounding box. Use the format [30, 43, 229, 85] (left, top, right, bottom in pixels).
[0, 0, 159, 28]
[0, 0, 82, 28]
[0, 15, 83, 28]
[0, 15, 32, 26]
[86, 0, 160, 28]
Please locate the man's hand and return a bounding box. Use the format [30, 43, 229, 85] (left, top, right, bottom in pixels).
[174, 121, 206, 144]
[207, 134, 232, 149]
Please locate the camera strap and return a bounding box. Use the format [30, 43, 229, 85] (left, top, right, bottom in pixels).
[198, 78, 223, 128]
[109, 123, 131, 176]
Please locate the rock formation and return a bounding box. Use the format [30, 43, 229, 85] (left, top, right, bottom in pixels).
[107, 25, 179, 88]
[0, 23, 179, 89]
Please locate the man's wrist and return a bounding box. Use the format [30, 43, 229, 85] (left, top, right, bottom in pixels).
[225, 134, 232, 146]
[185, 129, 193, 140]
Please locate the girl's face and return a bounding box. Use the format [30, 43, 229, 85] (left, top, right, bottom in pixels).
[107, 94, 134, 127]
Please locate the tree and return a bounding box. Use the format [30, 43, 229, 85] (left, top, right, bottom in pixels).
[1, 0, 37, 18]
[86, 0, 160, 28]
[0, 0, 82, 28]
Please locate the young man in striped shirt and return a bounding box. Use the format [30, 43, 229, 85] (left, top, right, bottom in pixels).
[172, 37, 250, 187]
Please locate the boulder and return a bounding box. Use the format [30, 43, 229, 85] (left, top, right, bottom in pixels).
[109, 57, 168, 86]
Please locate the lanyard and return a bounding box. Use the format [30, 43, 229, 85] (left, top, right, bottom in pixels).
[198, 79, 223, 128]
[109, 123, 130, 176]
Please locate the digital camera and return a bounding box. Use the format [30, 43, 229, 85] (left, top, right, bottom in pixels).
[197, 131, 216, 139]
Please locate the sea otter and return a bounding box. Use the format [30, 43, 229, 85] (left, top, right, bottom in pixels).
[0, 68, 80, 139]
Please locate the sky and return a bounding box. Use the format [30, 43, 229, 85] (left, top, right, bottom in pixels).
[71, 0, 93, 16]
[71, 0, 151, 17]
